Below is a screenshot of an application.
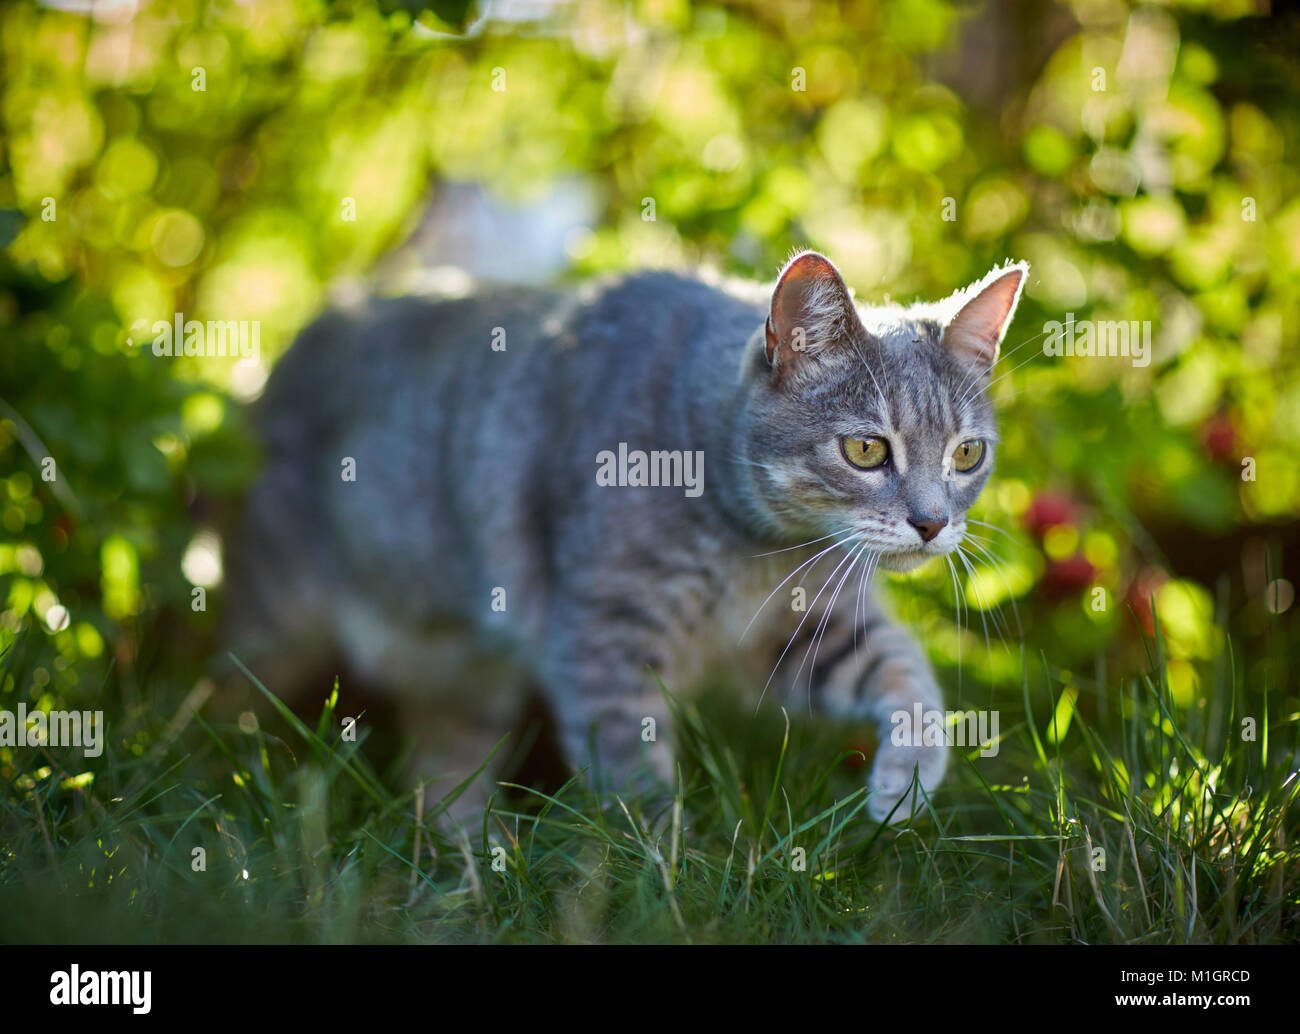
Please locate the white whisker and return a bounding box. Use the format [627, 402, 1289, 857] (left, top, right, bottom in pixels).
[739, 531, 857, 643]
[755, 540, 862, 711]
[793, 542, 871, 712]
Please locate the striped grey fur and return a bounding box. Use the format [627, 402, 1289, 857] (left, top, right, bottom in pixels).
[227, 251, 1028, 822]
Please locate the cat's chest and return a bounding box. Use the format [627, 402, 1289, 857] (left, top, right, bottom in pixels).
[673, 545, 842, 680]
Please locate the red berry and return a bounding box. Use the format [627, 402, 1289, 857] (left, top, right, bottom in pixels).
[1200, 413, 1237, 464]
[1040, 554, 1097, 600]
[1124, 567, 1167, 637]
[1023, 492, 1078, 539]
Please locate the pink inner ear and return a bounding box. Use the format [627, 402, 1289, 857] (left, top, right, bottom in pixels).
[767, 251, 846, 365]
[947, 268, 1025, 365]
[772, 253, 838, 332]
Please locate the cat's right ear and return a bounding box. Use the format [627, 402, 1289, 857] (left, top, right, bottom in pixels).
[765, 251, 856, 378]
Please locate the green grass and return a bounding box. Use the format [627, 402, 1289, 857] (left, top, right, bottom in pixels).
[1, 614, 1297, 944]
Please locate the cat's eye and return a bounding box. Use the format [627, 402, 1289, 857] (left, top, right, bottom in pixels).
[952, 439, 985, 473]
[842, 436, 889, 470]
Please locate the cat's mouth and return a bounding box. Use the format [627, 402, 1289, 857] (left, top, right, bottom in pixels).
[878, 548, 939, 572]
[872, 526, 964, 572]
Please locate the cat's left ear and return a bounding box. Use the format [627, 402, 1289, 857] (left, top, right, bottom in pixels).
[941, 261, 1029, 377]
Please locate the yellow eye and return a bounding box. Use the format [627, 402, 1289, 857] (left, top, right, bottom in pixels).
[952, 439, 985, 473]
[842, 436, 889, 470]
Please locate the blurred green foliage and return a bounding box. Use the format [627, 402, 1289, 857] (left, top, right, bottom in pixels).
[1, 0, 1298, 759]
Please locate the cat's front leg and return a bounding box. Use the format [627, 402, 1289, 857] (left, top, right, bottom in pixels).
[802, 602, 949, 822]
[541, 623, 677, 802]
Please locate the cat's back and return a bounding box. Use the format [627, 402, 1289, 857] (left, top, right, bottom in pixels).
[254, 285, 563, 452]
[260, 270, 760, 427]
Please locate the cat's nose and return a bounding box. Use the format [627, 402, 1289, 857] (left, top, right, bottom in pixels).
[908, 515, 948, 543]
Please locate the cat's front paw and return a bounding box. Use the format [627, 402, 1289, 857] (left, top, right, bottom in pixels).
[867, 739, 948, 822]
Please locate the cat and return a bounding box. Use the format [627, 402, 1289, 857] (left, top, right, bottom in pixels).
[226, 250, 1028, 822]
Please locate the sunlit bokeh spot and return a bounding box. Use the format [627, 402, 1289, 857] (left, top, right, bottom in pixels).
[181, 530, 223, 588]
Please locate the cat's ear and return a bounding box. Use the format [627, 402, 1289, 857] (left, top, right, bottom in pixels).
[941, 261, 1029, 376]
[765, 251, 857, 376]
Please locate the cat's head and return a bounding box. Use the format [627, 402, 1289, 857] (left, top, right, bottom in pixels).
[742, 251, 1028, 571]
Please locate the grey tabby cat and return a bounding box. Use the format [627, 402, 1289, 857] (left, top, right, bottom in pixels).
[227, 251, 1028, 822]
